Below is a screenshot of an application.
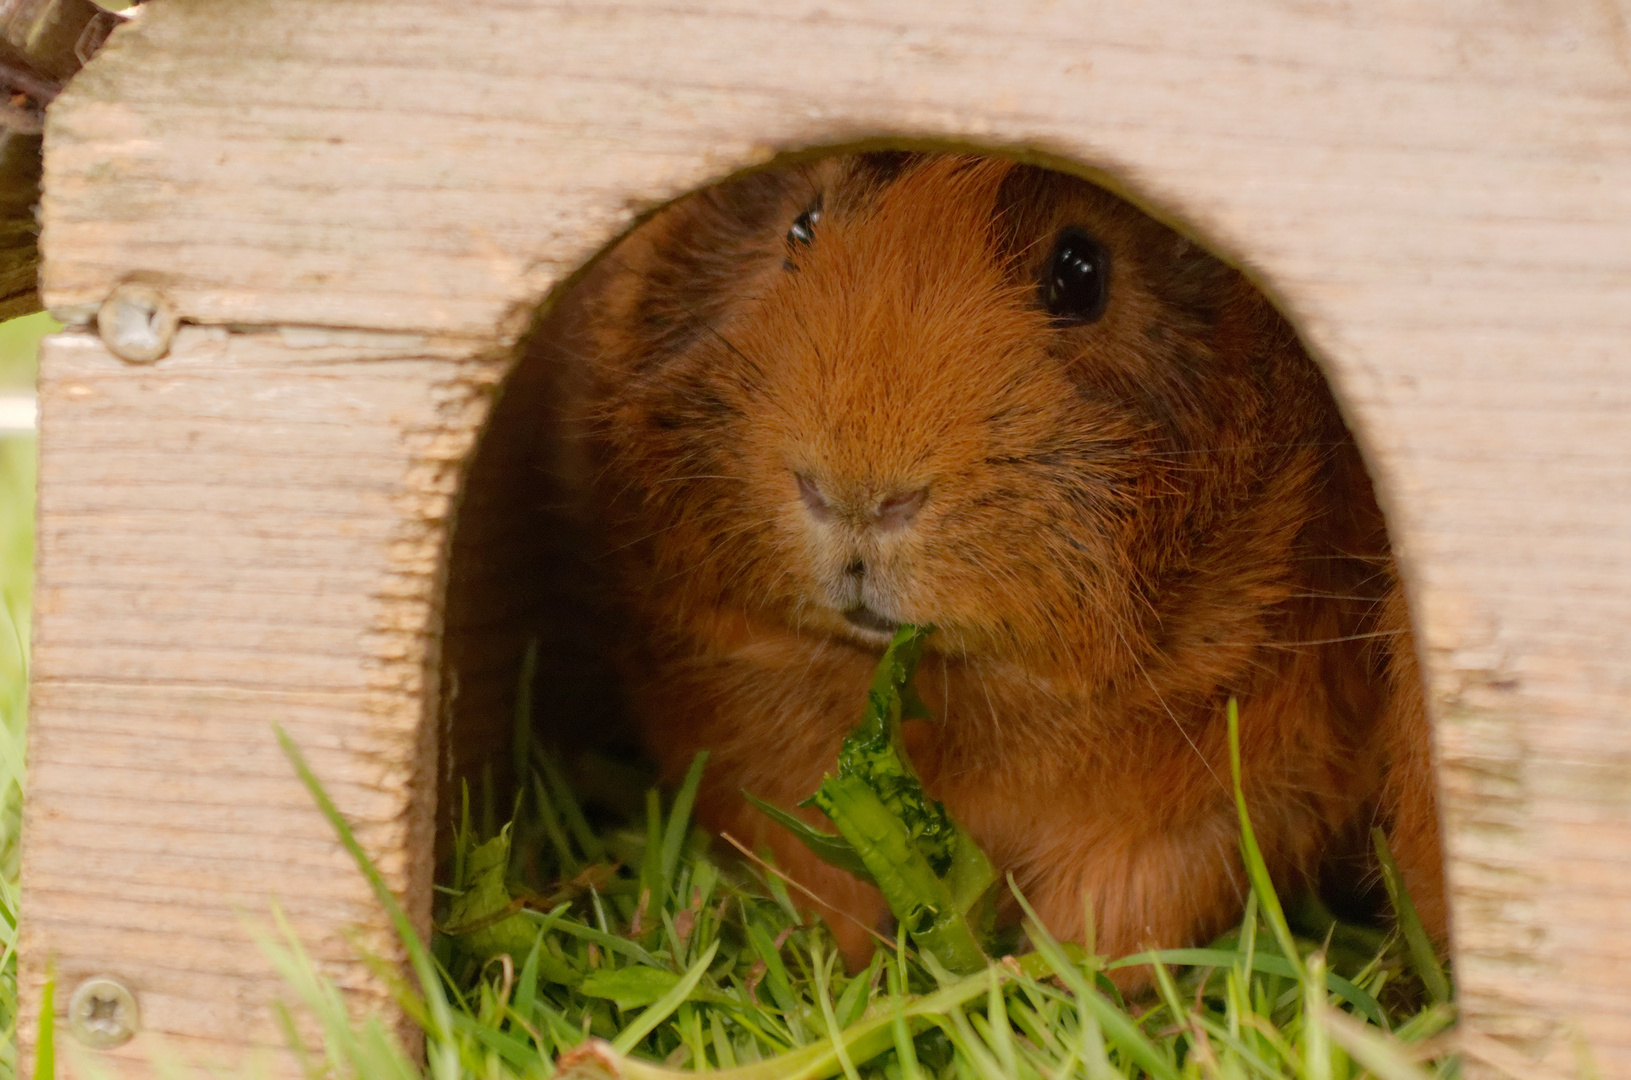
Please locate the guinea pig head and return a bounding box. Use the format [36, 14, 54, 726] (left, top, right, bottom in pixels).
[579, 154, 1310, 683]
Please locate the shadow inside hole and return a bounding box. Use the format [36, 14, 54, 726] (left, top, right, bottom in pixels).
[436, 317, 646, 853]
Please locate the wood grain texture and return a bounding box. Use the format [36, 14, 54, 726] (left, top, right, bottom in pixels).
[20, 330, 504, 1070]
[21, 0, 1631, 1073]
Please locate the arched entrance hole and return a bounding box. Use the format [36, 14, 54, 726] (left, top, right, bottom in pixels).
[433, 143, 1442, 954]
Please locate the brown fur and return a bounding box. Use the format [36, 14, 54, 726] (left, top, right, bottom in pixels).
[543, 153, 1447, 979]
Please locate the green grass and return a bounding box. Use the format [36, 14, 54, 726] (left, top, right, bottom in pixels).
[0, 311, 1464, 1078]
[265, 714, 1460, 1080]
[0, 314, 53, 390]
[0, 313, 46, 1077]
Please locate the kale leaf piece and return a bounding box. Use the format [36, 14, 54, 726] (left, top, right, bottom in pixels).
[747, 625, 998, 973]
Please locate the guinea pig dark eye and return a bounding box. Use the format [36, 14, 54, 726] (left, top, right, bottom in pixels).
[1041, 226, 1111, 324]
[786, 202, 822, 248]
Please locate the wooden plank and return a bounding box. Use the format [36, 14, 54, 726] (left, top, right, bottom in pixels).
[19, 331, 504, 1070]
[44, 2, 1630, 336]
[24, 0, 1631, 1073]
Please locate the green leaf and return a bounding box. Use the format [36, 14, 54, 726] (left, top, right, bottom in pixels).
[441, 827, 538, 962]
[941, 829, 999, 932]
[609, 939, 720, 1055]
[581, 966, 684, 1011]
[751, 624, 996, 972]
[831, 626, 958, 877]
[812, 776, 986, 973]
[743, 791, 876, 883]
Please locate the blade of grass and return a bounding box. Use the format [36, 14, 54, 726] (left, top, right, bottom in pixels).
[573, 952, 1022, 1080]
[983, 966, 1019, 1079]
[30, 977, 50, 1080]
[1305, 950, 1334, 1080]
[1371, 827, 1450, 1005]
[611, 940, 719, 1055]
[1107, 949, 1385, 1027]
[711, 1010, 738, 1069]
[929, 1006, 1009, 1080]
[640, 787, 667, 921]
[832, 952, 879, 1031]
[1226, 698, 1305, 982]
[1392, 1003, 1456, 1044]
[809, 945, 861, 1080]
[1317, 1005, 1439, 1080]
[742, 794, 874, 882]
[274, 725, 458, 1080]
[531, 773, 581, 876]
[1189, 1010, 1289, 1079]
[886, 944, 924, 1080]
[1011, 877, 1180, 1080]
[537, 909, 663, 968]
[661, 752, 709, 887]
[534, 744, 607, 863]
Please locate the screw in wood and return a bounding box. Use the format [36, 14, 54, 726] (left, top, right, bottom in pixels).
[96, 282, 179, 363]
[67, 975, 139, 1049]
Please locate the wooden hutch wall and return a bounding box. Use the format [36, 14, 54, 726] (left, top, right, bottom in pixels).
[16, 0, 1631, 1074]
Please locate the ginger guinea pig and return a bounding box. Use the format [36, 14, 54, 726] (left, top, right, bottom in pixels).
[547, 152, 1446, 971]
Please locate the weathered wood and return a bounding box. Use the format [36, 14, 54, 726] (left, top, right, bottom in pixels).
[20, 329, 504, 1068]
[18, 0, 1631, 1074]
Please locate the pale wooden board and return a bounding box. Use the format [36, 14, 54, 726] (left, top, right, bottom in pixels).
[19, 332, 503, 1069]
[22, 0, 1631, 1073]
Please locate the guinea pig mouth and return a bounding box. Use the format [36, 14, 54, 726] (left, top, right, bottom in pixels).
[842, 604, 899, 635]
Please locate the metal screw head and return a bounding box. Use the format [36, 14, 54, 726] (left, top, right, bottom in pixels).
[97, 283, 179, 364]
[67, 975, 139, 1049]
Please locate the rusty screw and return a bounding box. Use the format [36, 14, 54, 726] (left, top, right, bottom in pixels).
[97, 283, 179, 364]
[67, 975, 139, 1049]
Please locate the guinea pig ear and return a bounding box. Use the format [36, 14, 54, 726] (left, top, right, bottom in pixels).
[1140, 230, 1249, 338]
[842, 151, 924, 198]
[577, 169, 813, 374]
[990, 163, 1077, 273]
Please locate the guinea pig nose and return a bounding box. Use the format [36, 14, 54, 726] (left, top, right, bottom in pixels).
[795, 473, 831, 521]
[875, 487, 928, 531]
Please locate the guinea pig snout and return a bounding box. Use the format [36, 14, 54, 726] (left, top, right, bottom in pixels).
[795, 472, 926, 532]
